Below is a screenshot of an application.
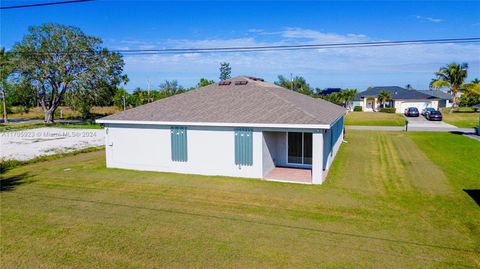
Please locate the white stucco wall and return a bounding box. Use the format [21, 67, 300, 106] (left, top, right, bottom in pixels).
[312, 131, 324, 184]
[262, 132, 277, 177]
[394, 100, 436, 113]
[103, 124, 340, 184]
[104, 124, 264, 179]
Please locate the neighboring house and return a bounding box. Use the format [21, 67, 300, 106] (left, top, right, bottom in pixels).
[351, 86, 452, 113]
[97, 76, 346, 184]
[417, 90, 453, 108]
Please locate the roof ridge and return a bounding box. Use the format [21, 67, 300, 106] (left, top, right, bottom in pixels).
[263, 86, 322, 123]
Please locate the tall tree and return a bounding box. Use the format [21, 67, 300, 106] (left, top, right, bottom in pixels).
[459, 78, 480, 107]
[219, 62, 231, 81]
[12, 23, 127, 123]
[9, 79, 37, 113]
[341, 89, 358, 110]
[430, 63, 469, 113]
[159, 80, 184, 95]
[0, 48, 14, 123]
[275, 75, 311, 93]
[377, 90, 392, 108]
[317, 88, 358, 108]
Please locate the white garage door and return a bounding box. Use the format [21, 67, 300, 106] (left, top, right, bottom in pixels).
[399, 101, 432, 113]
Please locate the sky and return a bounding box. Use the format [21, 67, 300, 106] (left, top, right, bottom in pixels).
[1, 0, 480, 91]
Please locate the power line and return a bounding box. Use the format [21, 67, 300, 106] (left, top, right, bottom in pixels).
[0, 0, 94, 10]
[119, 39, 480, 55]
[8, 37, 480, 56]
[114, 37, 480, 53]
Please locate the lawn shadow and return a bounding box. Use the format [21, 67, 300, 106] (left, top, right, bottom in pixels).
[0, 173, 32, 192]
[463, 189, 480, 206]
[449, 131, 476, 136]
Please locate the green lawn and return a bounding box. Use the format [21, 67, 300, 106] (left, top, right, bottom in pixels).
[0, 121, 102, 132]
[345, 112, 406, 126]
[442, 111, 479, 128]
[1, 131, 479, 267]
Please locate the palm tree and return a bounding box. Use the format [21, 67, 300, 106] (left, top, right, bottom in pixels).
[342, 89, 358, 110]
[377, 90, 392, 109]
[430, 63, 469, 113]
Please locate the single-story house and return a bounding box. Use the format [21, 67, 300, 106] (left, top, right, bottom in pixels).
[97, 76, 346, 184]
[351, 86, 452, 113]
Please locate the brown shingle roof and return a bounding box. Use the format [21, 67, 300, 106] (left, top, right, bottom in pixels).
[99, 76, 345, 126]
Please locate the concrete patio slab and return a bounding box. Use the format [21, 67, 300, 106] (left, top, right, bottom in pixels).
[265, 167, 312, 184]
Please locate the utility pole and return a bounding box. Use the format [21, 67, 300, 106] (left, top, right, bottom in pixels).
[147, 79, 151, 103]
[122, 94, 126, 111]
[290, 73, 293, 91]
[1, 86, 8, 123]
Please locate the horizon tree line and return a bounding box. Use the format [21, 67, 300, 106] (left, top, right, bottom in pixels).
[1, 23, 479, 123]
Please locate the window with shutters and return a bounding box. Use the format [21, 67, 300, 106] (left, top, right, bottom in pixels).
[234, 128, 253, 166]
[171, 126, 187, 162]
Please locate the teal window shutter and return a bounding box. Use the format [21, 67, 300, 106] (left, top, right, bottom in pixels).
[171, 126, 187, 162]
[234, 128, 253, 166]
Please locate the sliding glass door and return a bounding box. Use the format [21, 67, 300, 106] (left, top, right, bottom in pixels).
[287, 132, 312, 165]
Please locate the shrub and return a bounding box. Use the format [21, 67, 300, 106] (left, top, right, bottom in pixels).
[379, 107, 396, 113]
[353, 106, 362, 112]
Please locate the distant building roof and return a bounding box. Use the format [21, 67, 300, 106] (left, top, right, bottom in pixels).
[98, 76, 346, 126]
[354, 86, 440, 101]
[319, 88, 342, 95]
[417, 90, 452, 100]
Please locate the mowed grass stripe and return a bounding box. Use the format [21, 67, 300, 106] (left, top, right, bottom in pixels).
[393, 134, 452, 195]
[2, 191, 477, 268]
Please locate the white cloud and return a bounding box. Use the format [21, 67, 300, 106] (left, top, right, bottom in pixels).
[416, 16, 443, 23]
[116, 27, 479, 89]
[281, 27, 367, 43]
[247, 28, 264, 33]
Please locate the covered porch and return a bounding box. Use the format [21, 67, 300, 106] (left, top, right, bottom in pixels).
[261, 130, 324, 184]
[261, 117, 344, 184]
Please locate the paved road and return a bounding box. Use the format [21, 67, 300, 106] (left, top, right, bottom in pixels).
[0, 127, 104, 161]
[346, 114, 477, 134]
[404, 115, 456, 128]
[346, 125, 476, 133]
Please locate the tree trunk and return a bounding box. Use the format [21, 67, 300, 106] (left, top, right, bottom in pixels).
[449, 91, 457, 114]
[2, 98, 7, 124]
[44, 108, 55, 123]
[1, 88, 7, 124]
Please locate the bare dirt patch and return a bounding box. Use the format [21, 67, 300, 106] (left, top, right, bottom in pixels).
[1, 127, 104, 161]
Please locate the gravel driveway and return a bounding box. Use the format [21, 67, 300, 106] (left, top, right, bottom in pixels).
[0, 127, 105, 161]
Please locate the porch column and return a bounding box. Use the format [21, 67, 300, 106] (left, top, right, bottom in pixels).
[312, 130, 324, 184]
